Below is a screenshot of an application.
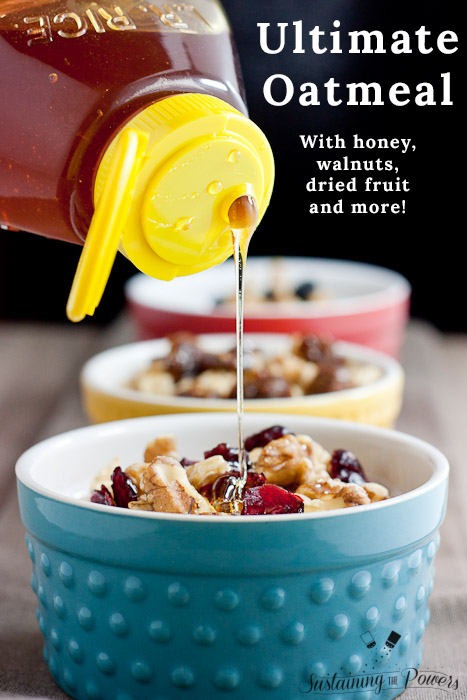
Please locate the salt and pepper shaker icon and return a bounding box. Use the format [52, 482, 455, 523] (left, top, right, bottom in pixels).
[372, 630, 402, 666]
[382, 631, 401, 653]
[360, 631, 376, 648]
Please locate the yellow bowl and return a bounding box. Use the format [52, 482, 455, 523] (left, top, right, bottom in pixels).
[81, 334, 404, 427]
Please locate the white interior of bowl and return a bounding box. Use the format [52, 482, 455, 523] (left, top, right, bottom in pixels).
[81, 334, 402, 409]
[16, 414, 448, 522]
[125, 258, 411, 319]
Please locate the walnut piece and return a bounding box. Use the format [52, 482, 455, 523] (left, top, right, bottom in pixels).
[130, 369, 176, 395]
[339, 483, 371, 506]
[137, 456, 215, 514]
[296, 477, 343, 500]
[254, 434, 315, 487]
[185, 455, 231, 490]
[297, 478, 371, 510]
[363, 482, 389, 502]
[128, 497, 153, 511]
[266, 354, 319, 388]
[179, 370, 236, 398]
[248, 447, 263, 464]
[347, 361, 383, 387]
[125, 462, 149, 495]
[144, 435, 178, 462]
[299, 493, 341, 513]
[295, 434, 331, 471]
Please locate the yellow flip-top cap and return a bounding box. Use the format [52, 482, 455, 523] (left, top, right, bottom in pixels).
[67, 93, 274, 322]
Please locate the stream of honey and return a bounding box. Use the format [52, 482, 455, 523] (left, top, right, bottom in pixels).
[227, 195, 259, 512]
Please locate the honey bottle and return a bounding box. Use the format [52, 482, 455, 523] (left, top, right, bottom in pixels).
[0, 1, 274, 320]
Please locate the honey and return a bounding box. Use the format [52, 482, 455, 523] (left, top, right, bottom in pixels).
[224, 194, 258, 513]
[0, 0, 245, 241]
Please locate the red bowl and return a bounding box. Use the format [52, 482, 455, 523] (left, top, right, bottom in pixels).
[126, 258, 411, 357]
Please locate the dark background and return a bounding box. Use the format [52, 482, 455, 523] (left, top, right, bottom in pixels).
[0, 0, 461, 329]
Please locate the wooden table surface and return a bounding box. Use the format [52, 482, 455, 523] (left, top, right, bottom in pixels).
[1, 318, 466, 699]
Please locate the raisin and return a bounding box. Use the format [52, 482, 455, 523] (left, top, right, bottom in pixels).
[198, 349, 237, 372]
[257, 376, 291, 398]
[293, 334, 333, 364]
[231, 371, 262, 399]
[294, 281, 315, 300]
[166, 332, 202, 380]
[306, 363, 349, 395]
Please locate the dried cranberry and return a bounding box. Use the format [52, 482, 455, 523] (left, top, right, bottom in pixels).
[329, 449, 368, 484]
[198, 473, 220, 500]
[245, 471, 266, 488]
[200, 470, 266, 501]
[244, 425, 293, 452]
[242, 484, 304, 515]
[180, 457, 197, 468]
[204, 442, 238, 463]
[203, 443, 251, 469]
[91, 485, 116, 507]
[198, 482, 214, 500]
[111, 467, 138, 507]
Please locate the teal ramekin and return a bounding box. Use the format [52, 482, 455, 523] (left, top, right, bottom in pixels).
[16, 414, 448, 700]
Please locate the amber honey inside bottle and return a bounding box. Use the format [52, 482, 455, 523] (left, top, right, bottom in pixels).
[0, 0, 246, 242]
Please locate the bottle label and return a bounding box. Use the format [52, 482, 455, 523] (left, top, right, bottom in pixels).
[0, 1, 227, 41]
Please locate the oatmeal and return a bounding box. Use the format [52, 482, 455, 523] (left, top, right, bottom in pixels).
[90, 425, 389, 516]
[129, 333, 382, 400]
